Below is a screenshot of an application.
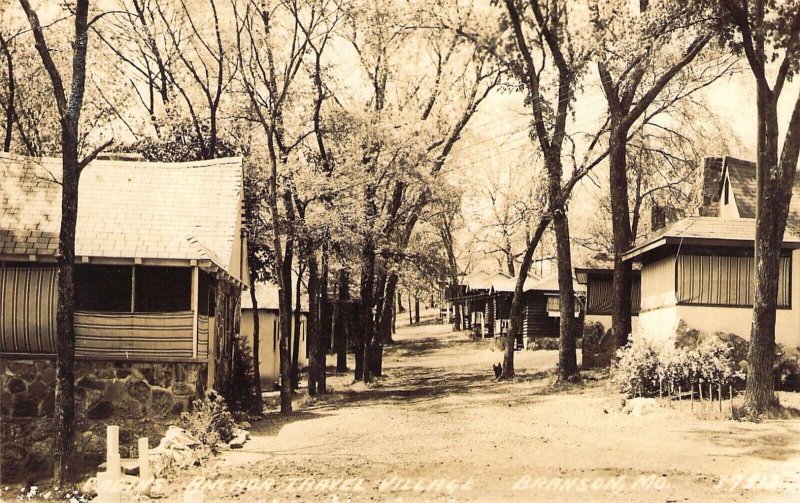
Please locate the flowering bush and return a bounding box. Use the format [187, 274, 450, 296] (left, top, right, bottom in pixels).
[613, 336, 743, 398]
[612, 339, 661, 397]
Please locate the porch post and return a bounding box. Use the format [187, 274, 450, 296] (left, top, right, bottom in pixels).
[191, 265, 199, 358]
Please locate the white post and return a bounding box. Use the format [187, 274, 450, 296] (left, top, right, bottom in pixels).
[191, 266, 199, 358]
[185, 489, 205, 503]
[96, 472, 122, 503]
[138, 437, 151, 482]
[106, 425, 119, 464]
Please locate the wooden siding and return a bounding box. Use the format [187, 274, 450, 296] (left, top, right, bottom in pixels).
[641, 256, 676, 311]
[520, 292, 584, 340]
[586, 276, 641, 315]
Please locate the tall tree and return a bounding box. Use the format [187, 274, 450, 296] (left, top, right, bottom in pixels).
[18, 0, 112, 482]
[498, 0, 604, 380]
[590, 0, 714, 348]
[708, 0, 800, 415]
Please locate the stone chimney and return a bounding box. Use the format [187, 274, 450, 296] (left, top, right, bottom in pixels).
[651, 203, 667, 231]
[698, 157, 724, 216]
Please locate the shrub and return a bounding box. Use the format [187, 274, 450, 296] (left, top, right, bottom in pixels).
[613, 337, 743, 398]
[612, 338, 661, 397]
[774, 346, 800, 391]
[529, 337, 560, 351]
[227, 334, 261, 413]
[181, 390, 235, 450]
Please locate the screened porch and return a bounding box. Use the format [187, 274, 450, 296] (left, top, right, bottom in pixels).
[0, 263, 215, 360]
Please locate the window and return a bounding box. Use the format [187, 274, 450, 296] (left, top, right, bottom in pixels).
[134, 266, 191, 312]
[75, 265, 132, 311]
[677, 254, 791, 307]
[546, 295, 581, 317]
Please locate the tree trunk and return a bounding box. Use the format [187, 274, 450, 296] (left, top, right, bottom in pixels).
[554, 205, 579, 381]
[247, 275, 263, 411]
[373, 272, 398, 376]
[318, 247, 331, 393]
[408, 292, 412, 325]
[392, 291, 397, 334]
[353, 300, 365, 381]
[359, 240, 376, 382]
[608, 125, 634, 348]
[746, 88, 799, 414]
[278, 238, 294, 412]
[0, 34, 15, 152]
[334, 269, 349, 372]
[291, 268, 303, 390]
[53, 145, 79, 483]
[414, 296, 420, 324]
[307, 255, 320, 396]
[501, 216, 551, 378]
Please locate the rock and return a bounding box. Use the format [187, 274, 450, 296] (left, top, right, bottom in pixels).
[228, 428, 249, 449]
[12, 395, 39, 417]
[150, 389, 174, 418]
[126, 379, 151, 402]
[7, 361, 36, 380]
[76, 375, 105, 391]
[172, 382, 196, 396]
[7, 377, 26, 394]
[622, 397, 659, 416]
[27, 380, 49, 399]
[87, 400, 114, 419]
[237, 421, 252, 430]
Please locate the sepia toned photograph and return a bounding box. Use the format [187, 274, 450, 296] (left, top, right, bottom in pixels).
[1, 0, 800, 501]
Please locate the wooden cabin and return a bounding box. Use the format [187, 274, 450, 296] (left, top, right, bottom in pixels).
[0, 152, 247, 384]
[518, 275, 586, 348]
[624, 216, 800, 347]
[464, 272, 510, 337]
[240, 281, 308, 389]
[575, 267, 641, 333]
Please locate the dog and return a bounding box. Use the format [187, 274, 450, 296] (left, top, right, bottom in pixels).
[493, 363, 503, 378]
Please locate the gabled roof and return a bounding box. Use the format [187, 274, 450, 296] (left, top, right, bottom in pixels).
[574, 266, 641, 285]
[623, 216, 800, 261]
[464, 271, 509, 291]
[723, 156, 800, 233]
[0, 153, 245, 281]
[490, 273, 539, 293]
[241, 280, 308, 312]
[522, 274, 585, 295]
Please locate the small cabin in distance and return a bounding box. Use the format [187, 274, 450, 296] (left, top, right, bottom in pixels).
[575, 266, 641, 334]
[241, 281, 308, 389]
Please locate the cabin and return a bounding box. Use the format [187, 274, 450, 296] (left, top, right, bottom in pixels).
[0, 152, 247, 477]
[465, 272, 510, 337]
[240, 281, 308, 389]
[518, 275, 585, 348]
[575, 266, 641, 333]
[624, 216, 800, 347]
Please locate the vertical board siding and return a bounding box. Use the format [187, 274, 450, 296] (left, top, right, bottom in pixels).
[641, 257, 676, 311]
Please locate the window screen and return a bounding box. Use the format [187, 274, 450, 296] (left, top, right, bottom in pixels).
[677, 254, 791, 307]
[134, 266, 191, 312]
[75, 265, 132, 312]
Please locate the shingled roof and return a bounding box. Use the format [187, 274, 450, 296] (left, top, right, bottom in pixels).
[0, 152, 245, 281]
[623, 216, 800, 261]
[724, 156, 800, 233]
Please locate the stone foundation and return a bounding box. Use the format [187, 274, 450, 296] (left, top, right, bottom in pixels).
[0, 358, 207, 483]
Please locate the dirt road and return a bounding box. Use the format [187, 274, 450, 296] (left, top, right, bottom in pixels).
[164, 316, 800, 502]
